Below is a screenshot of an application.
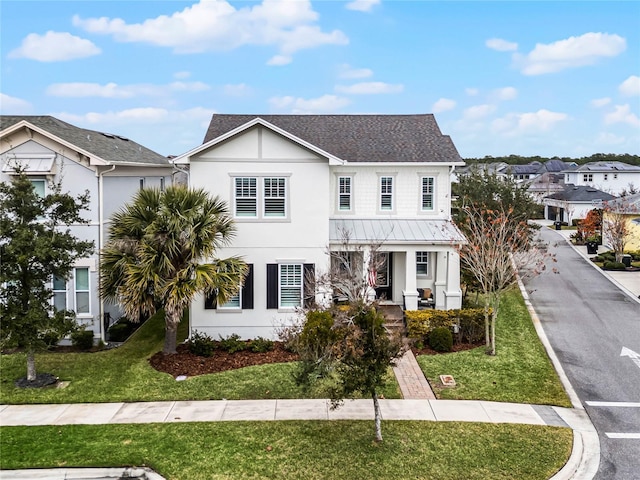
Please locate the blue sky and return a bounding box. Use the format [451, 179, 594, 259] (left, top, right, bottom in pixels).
[1, 0, 639, 158]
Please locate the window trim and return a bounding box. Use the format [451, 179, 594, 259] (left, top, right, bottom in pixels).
[378, 175, 395, 213]
[230, 174, 290, 222]
[420, 176, 435, 212]
[278, 263, 303, 309]
[263, 177, 287, 218]
[234, 177, 258, 218]
[416, 251, 430, 277]
[337, 175, 353, 212]
[74, 267, 91, 316]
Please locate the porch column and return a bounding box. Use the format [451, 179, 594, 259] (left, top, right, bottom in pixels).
[403, 249, 418, 310]
[363, 248, 376, 302]
[434, 251, 447, 308]
[444, 249, 462, 309]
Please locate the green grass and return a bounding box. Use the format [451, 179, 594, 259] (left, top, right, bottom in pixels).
[0, 422, 572, 480]
[417, 289, 572, 407]
[0, 311, 400, 404]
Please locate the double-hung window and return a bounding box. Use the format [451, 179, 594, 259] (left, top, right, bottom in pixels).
[53, 276, 67, 311]
[338, 176, 352, 211]
[264, 178, 286, 217]
[279, 264, 302, 308]
[74, 267, 90, 314]
[380, 177, 393, 211]
[416, 252, 429, 276]
[235, 177, 257, 217]
[219, 290, 241, 309]
[421, 177, 435, 211]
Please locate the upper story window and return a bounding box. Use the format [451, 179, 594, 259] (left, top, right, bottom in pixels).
[421, 177, 435, 211]
[232, 176, 288, 220]
[416, 252, 429, 276]
[614, 173, 618, 179]
[583, 173, 593, 182]
[139, 178, 145, 190]
[338, 176, 352, 211]
[264, 178, 286, 217]
[30, 179, 46, 198]
[380, 176, 393, 211]
[603, 174, 608, 181]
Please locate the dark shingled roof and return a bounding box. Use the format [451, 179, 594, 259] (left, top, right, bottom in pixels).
[546, 185, 616, 202]
[570, 161, 640, 172]
[202, 114, 463, 164]
[1, 116, 169, 166]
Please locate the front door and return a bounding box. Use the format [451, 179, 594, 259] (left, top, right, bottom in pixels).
[374, 252, 393, 301]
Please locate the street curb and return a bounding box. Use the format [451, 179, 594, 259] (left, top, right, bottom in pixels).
[0, 467, 166, 479]
[514, 266, 600, 480]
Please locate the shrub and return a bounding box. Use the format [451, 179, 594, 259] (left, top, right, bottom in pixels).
[107, 317, 139, 342]
[218, 333, 247, 353]
[71, 329, 94, 351]
[296, 310, 337, 361]
[189, 331, 216, 357]
[603, 261, 626, 271]
[405, 308, 486, 344]
[250, 336, 275, 353]
[429, 327, 453, 352]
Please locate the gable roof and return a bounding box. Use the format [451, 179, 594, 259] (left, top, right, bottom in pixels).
[1, 116, 169, 166]
[201, 114, 464, 164]
[546, 185, 616, 202]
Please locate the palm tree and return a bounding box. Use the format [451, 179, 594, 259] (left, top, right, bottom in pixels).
[100, 186, 247, 354]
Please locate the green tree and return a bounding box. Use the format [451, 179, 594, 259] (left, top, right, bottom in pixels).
[0, 171, 93, 382]
[100, 186, 247, 354]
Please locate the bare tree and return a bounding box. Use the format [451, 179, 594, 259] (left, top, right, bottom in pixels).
[458, 205, 550, 355]
[602, 197, 634, 263]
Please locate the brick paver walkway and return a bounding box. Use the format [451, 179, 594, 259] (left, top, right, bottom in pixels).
[392, 349, 436, 399]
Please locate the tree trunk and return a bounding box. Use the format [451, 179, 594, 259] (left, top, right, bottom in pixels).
[372, 390, 383, 443]
[26, 349, 36, 381]
[163, 306, 182, 354]
[490, 310, 497, 356]
[484, 301, 491, 354]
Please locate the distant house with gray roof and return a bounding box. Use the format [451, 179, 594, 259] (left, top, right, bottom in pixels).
[173, 114, 466, 339]
[1, 116, 173, 341]
[543, 185, 616, 224]
[563, 161, 640, 196]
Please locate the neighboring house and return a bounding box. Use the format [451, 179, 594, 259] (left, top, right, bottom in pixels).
[0, 116, 173, 340]
[543, 185, 616, 224]
[563, 161, 640, 196]
[602, 192, 640, 251]
[173, 114, 466, 340]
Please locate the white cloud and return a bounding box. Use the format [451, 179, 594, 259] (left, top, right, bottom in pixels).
[595, 132, 625, 146]
[619, 75, 640, 96]
[493, 87, 517, 101]
[432, 98, 456, 113]
[73, 0, 348, 65]
[591, 97, 611, 108]
[338, 63, 373, 79]
[345, 0, 380, 12]
[515, 32, 626, 75]
[267, 54, 292, 66]
[335, 82, 403, 95]
[0, 93, 32, 113]
[223, 83, 252, 96]
[46, 81, 209, 98]
[173, 71, 191, 80]
[604, 104, 640, 127]
[463, 104, 496, 121]
[491, 109, 568, 134]
[485, 38, 518, 52]
[8, 31, 101, 62]
[465, 88, 479, 96]
[269, 94, 350, 113]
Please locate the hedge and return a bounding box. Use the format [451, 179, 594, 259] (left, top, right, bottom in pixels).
[405, 308, 487, 344]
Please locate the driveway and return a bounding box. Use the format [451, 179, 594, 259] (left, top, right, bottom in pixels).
[523, 226, 640, 480]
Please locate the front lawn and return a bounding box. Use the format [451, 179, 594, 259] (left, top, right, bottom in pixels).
[417, 289, 572, 407]
[0, 422, 572, 480]
[0, 311, 400, 404]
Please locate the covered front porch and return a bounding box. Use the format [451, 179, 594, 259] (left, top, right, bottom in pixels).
[329, 218, 465, 311]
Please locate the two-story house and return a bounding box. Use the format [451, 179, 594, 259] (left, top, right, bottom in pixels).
[173, 114, 466, 340]
[563, 161, 640, 196]
[0, 116, 173, 341]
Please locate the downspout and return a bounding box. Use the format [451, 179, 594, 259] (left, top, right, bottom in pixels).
[172, 162, 190, 185]
[98, 164, 116, 342]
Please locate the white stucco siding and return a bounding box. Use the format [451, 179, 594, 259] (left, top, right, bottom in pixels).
[565, 171, 640, 196]
[330, 165, 451, 218]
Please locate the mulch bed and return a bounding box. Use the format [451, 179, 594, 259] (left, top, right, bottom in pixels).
[149, 342, 300, 378]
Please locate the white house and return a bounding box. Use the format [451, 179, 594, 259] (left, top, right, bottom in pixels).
[543, 185, 616, 224]
[563, 161, 640, 196]
[0, 116, 173, 341]
[173, 114, 466, 340]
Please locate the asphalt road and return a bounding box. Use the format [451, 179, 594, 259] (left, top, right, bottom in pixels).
[523, 227, 640, 480]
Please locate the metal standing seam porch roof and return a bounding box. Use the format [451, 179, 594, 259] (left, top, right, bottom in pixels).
[330, 218, 466, 244]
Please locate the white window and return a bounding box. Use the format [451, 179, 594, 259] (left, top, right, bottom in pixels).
[235, 177, 257, 217]
[421, 177, 435, 211]
[264, 178, 286, 217]
[583, 174, 593, 182]
[416, 252, 429, 276]
[219, 290, 241, 309]
[338, 176, 352, 211]
[380, 177, 393, 211]
[279, 264, 302, 308]
[74, 267, 90, 314]
[53, 276, 67, 311]
[30, 179, 45, 198]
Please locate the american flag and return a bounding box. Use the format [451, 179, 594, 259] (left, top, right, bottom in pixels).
[368, 268, 377, 288]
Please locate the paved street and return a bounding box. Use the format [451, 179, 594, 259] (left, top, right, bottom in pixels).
[524, 227, 640, 480]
